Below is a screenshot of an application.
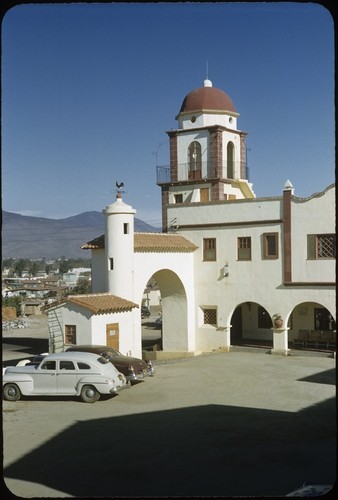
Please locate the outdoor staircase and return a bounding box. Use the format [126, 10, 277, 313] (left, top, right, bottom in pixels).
[48, 307, 64, 353]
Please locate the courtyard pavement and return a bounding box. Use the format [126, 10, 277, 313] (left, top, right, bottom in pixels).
[2, 325, 336, 498]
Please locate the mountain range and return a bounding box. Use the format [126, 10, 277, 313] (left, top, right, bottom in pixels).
[2, 211, 160, 260]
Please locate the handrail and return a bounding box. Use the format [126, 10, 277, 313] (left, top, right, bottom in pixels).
[156, 161, 249, 184]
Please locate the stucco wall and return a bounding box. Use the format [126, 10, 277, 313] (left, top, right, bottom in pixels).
[291, 186, 335, 282]
[61, 304, 140, 358]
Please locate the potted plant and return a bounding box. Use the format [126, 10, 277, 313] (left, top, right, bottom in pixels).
[272, 314, 283, 328]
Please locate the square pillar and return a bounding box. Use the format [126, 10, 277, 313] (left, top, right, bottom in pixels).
[271, 327, 291, 356]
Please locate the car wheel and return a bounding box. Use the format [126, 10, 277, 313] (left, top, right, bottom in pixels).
[3, 383, 21, 401]
[80, 385, 100, 403]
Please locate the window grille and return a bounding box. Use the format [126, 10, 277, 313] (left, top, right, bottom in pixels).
[204, 308, 217, 325]
[317, 234, 335, 258]
[307, 234, 335, 260]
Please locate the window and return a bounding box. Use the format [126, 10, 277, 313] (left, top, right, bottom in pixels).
[203, 308, 217, 325]
[307, 234, 336, 259]
[203, 238, 216, 261]
[237, 237, 251, 260]
[263, 233, 278, 259]
[175, 194, 183, 204]
[258, 307, 272, 328]
[124, 223, 129, 234]
[65, 325, 76, 344]
[77, 362, 91, 370]
[188, 141, 202, 179]
[314, 308, 336, 330]
[41, 361, 56, 370]
[227, 142, 235, 178]
[60, 361, 75, 370]
[109, 258, 114, 270]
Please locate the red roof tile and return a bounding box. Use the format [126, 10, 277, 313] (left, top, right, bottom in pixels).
[67, 293, 138, 314]
[82, 233, 198, 253]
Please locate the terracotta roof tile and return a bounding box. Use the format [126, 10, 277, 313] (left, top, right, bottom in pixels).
[82, 233, 198, 253]
[67, 293, 138, 314]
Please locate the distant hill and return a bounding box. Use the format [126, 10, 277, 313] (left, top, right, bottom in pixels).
[2, 211, 160, 259]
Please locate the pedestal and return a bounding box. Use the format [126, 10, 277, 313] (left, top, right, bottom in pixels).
[271, 327, 291, 355]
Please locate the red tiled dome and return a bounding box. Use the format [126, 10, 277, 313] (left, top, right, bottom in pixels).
[178, 81, 236, 115]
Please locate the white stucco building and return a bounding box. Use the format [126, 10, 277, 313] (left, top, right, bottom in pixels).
[47, 79, 336, 358]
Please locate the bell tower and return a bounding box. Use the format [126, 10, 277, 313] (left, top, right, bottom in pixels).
[157, 79, 255, 231]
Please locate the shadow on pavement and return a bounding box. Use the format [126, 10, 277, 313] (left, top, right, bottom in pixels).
[4, 398, 336, 497]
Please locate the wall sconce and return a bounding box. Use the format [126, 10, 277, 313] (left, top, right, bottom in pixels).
[222, 263, 229, 277]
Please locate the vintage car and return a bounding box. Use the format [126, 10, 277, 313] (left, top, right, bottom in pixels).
[3, 351, 127, 403]
[66, 344, 154, 383]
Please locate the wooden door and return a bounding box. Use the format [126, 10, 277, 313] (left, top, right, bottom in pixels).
[200, 188, 209, 202]
[106, 323, 119, 350]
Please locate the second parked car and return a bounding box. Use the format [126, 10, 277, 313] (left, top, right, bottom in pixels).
[66, 345, 154, 383]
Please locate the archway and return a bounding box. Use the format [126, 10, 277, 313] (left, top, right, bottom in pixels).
[140, 269, 188, 353]
[288, 302, 336, 351]
[231, 302, 273, 348]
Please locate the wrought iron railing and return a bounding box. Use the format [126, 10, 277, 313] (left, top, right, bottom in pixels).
[156, 161, 249, 185]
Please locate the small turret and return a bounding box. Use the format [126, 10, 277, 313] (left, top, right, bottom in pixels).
[103, 192, 136, 298]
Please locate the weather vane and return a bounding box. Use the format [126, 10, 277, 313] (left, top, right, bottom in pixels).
[115, 181, 125, 195]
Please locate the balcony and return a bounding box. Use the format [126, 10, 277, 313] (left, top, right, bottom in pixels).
[156, 161, 249, 185]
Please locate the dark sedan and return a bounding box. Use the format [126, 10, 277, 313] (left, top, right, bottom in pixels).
[66, 345, 154, 383]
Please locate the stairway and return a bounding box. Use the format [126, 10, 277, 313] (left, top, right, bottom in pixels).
[48, 307, 64, 353]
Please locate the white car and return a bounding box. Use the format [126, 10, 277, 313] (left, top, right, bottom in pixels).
[3, 351, 127, 403]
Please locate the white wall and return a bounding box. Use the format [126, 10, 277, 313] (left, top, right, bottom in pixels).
[61, 303, 141, 358]
[291, 186, 335, 282]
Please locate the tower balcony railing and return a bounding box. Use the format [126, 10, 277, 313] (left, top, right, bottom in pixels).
[156, 161, 249, 185]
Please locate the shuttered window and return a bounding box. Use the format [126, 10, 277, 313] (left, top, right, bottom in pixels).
[203, 238, 216, 261]
[65, 325, 76, 345]
[238, 237, 251, 260]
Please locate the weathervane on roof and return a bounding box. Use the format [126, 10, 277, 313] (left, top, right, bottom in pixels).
[115, 181, 125, 197]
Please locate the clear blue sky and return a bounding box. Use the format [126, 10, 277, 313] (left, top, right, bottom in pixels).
[2, 2, 334, 227]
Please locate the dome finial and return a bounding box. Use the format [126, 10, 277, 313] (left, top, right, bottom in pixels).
[204, 59, 212, 87]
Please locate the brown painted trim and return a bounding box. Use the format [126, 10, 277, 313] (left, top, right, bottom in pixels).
[283, 282, 335, 287]
[173, 219, 283, 230]
[283, 189, 292, 282]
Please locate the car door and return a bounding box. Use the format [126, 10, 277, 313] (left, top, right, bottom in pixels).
[57, 360, 77, 394]
[33, 360, 57, 394]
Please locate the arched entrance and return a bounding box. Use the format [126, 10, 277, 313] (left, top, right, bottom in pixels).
[231, 302, 273, 348]
[288, 302, 336, 351]
[141, 269, 188, 353]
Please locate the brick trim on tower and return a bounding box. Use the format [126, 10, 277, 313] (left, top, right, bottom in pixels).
[209, 126, 223, 179]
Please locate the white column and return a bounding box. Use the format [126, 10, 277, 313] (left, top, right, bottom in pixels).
[271, 327, 291, 356]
